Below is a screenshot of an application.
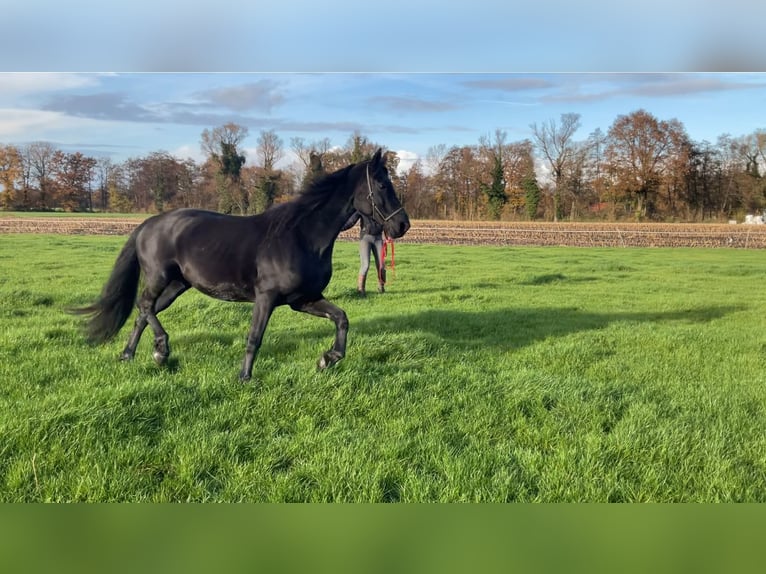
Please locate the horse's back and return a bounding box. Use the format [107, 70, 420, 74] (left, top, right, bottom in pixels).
[134, 210, 263, 297]
[138, 208, 257, 247]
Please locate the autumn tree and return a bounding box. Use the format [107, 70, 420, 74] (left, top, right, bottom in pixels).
[438, 146, 483, 219]
[52, 151, 97, 211]
[119, 152, 191, 212]
[399, 159, 434, 218]
[107, 164, 133, 212]
[0, 144, 22, 210]
[531, 113, 582, 221]
[499, 139, 535, 219]
[172, 158, 206, 209]
[605, 109, 689, 219]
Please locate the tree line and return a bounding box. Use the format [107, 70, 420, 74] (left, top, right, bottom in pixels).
[1, 110, 765, 221]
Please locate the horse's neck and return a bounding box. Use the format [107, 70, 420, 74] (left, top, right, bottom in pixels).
[297, 186, 357, 251]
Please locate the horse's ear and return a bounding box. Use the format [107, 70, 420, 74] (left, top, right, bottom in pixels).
[309, 152, 323, 174]
[371, 148, 383, 167]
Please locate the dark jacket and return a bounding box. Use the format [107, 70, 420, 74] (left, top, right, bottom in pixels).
[341, 212, 383, 238]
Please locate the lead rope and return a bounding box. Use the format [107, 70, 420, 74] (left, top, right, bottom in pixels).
[366, 163, 400, 283]
[380, 237, 395, 281]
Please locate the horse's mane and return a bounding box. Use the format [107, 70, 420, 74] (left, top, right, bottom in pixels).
[263, 162, 357, 237]
[294, 163, 355, 212]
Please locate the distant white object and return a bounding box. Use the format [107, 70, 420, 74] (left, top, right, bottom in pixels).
[744, 214, 764, 224]
[729, 220, 737, 225]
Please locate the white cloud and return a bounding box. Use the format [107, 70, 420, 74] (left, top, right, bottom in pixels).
[395, 149, 419, 174]
[0, 73, 101, 97]
[170, 144, 204, 163]
[0, 108, 72, 139]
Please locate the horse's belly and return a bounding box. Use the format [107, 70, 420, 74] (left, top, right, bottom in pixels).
[195, 282, 253, 302]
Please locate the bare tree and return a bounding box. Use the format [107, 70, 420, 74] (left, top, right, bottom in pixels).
[94, 157, 114, 211]
[25, 141, 58, 209]
[531, 113, 582, 221]
[256, 129, 284, 172]
[425, 144, 447, 176]
[201, 123, 249, 165]
[290, 136, 331, 169]
[201, 123, 249, 214]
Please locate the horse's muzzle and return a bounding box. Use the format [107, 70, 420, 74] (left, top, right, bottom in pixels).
[385, 217, 410, 239]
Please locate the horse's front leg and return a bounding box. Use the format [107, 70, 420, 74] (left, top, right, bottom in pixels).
[240, 293, 277, 382]
[290, 297, 349, 370]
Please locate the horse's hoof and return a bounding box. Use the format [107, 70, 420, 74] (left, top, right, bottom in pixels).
[119, 352, 134, 362]
[317, 351, 343, 370]
[152, 351, 168, 365]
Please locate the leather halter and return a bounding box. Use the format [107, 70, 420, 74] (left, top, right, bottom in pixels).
[366, 164, 404, 223]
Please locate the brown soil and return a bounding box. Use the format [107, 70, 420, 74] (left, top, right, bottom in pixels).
[3, 216, 766, 248]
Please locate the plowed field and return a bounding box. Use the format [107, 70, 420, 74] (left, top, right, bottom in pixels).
[2, 215, 766, 248]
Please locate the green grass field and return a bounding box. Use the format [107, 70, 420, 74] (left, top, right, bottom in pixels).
[1, 234, 765, 501]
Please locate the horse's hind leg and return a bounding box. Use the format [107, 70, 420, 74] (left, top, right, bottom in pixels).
[120, 313, 148, 361]
[121, 279, 189, 364]
[290, 298, 349, 370]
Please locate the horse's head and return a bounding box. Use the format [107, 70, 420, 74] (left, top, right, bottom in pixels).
[354, 148, 411, 239]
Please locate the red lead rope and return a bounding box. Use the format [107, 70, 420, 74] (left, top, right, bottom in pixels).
[380, 237, 395, 280]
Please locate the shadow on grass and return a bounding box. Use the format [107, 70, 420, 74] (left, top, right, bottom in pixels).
[349, 304, 743, 351]
[143, 303, 744, 371]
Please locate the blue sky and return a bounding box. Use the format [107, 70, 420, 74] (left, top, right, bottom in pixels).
[1, 73, 764, 174]
[3, 1, 766, 174]
[3, 1, 766, 72]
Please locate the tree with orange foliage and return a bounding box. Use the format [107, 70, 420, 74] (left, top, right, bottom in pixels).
[0, 144, 22, 210]
[605, 109, 689, 219]
[52, 151, 97, 211]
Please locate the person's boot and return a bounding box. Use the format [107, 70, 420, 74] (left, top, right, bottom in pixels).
[357, 274, 367, 296]
[377, 267, 386, 293]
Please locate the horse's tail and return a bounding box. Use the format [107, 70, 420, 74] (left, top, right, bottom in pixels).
[70, 231, 141, 344]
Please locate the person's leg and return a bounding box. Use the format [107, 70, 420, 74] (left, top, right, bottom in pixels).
[357, 235, 373, 295]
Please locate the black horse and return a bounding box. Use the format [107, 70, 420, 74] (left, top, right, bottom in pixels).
[73, 149, 410, 381]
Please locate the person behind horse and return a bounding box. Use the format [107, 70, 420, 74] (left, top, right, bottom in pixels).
[342, 211, 386, 295]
